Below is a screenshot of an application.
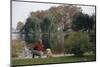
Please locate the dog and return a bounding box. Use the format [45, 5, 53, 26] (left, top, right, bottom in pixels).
[46, 48, 53, 58]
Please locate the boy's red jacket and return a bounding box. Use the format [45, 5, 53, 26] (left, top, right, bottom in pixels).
[34, 43, 44, 51]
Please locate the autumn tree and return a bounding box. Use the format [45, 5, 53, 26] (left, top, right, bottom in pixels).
[49, 5, 81, 31]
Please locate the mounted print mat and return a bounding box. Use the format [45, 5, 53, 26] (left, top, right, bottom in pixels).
[11, 0, 96, 66]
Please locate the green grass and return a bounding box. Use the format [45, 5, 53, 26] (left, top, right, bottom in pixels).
[12, 55, 96, 66]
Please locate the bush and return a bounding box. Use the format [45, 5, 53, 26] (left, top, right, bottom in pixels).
[65, 32, 90, 56]
[11, 40, 25, 57]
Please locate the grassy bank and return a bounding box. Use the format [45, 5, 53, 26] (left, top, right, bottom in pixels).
[12, 55, 96, 66]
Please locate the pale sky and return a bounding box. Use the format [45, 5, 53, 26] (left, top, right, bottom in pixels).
[12, 1, 95, 29]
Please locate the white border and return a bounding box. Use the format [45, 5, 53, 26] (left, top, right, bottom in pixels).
[0, 0, 100, 67]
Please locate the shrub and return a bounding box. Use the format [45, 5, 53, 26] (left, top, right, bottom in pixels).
[65, 31, 90, 56]
[11, 40, 24, 57]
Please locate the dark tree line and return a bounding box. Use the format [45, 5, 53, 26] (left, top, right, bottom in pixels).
[72, 12, 95, 32]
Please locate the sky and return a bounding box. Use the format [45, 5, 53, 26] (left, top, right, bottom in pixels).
[12, 1, 95, 29]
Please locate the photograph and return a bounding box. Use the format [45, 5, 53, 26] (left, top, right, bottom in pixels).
[11, 0, 96, 66]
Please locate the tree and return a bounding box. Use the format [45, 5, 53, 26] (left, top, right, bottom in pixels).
[30, 10, 48, 20]
[72, 12, 93, 31]
[90, 14, 96, 32]
[21, 17, 40, 44]
[49, 5, 81, 31]
[40, 17, 51, 49]
[16, 21, 24, 30]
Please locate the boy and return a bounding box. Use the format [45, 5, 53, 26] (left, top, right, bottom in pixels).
[32, 40, 45, 58]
